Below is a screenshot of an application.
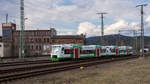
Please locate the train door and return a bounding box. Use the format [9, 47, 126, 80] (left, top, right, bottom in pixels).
[127, 49, 129, 55]
[96, 48, 100, 57]
[74, 48, 79, 59]
[116, 48, 118, 56]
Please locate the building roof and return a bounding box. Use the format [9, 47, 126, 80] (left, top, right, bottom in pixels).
[14, 28, 56, 32]
[15, 30, 52, 32]
[52, 35, 85, 39]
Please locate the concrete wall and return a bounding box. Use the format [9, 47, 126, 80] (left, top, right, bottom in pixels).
[0, 42, 4, 57]
[0, 42, 12, 57]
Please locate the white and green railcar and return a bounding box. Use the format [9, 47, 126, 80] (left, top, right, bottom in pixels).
[50, 45, 133, 61]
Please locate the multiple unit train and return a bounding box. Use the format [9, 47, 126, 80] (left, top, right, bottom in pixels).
[50, 45, 133, 61]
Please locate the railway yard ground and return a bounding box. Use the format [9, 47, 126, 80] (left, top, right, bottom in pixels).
[1, 55, 150, 84]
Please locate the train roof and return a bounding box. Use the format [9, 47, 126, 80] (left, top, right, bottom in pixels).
[52, 45, 132, 49]
[52, 44, 77, 46]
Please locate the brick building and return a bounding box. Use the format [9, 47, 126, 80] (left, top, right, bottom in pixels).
[13, 29, 56, 56]
[1, 22, 86, 57]
[52, 35, 85, 45]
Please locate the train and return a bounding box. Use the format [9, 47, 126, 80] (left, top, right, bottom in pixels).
[50, 44, 133, 61]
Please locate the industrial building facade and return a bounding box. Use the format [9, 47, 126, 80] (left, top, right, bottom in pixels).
[13, 29, 57, 56]
[1, 22, 86, 57]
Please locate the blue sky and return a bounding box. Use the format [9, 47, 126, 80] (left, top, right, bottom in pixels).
[0, 0, 150, 36]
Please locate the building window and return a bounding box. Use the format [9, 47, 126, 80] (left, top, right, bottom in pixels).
[52, 32, 56, 37]
[31, 45, 34, 50]
[35, 38, 38, 43]
[38, 32, 40, 36]
[48, 32, 50, 35]
[28, 32, 30, 35]
[46, 32, 48, 35]
[30, 38, 34, 43]
[24, 32, 26, 35]
[35, 32, 37, 36]
[36, 45, 38, 50]
[47, 38, 49, 43]
[45, 32, 47, 35]
[39, 45, 42, 50]
[3, 29, 11, 40]
[39, 38, 41, 43]
[32, 32, 34, 36]
[52, 39, 55, 43]
[28, 45, 30, 49]
[44, 38, 46, 42]
[40, 32, 42, 36]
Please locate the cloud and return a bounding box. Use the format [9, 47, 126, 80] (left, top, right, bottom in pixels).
[23, 0, 139, 29]
[58, 31, 73, 35]
[145, 15, 150, 27]
[77, 22, 101, 36]
[77, 20, 141, 36]
[66, 31, 73, 35]
[105, 20, 129, 35]
[146, 15, 150, 22]
[0, 0, 150, 36]
[77, 14, 150, 36]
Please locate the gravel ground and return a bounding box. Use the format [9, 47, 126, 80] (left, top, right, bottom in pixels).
[2, 56, 150, 84]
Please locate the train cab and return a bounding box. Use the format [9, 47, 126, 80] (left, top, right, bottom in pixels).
[51, 44, 74, 61]
[51, 45, 62, 61]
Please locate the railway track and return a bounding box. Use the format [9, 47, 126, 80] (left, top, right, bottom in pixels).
[0, 55, 138, 82]
[0, 60, 52, 67]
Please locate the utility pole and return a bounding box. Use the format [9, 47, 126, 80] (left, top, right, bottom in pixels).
[136, 4, 148, 57]
[96, 12, 107, 45]
[20, 0, 25, 59]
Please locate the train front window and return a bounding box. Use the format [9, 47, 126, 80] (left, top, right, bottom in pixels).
[52, 46, 61, 54]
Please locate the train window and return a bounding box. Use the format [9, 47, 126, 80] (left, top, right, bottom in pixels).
[101, 49, 106, 53]
[110, 48, 115, 52]
[62, 47, 64, 51]
[0, 44, 1, 47]
[129, 49, 132, 52]
[120, 50, 125, 53]
[64, 49, 73, 54]
[80, 50, 95, 54]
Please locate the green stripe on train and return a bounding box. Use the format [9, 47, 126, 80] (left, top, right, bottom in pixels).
[50, 53, 128, 61]
[50, 57, 70, 61]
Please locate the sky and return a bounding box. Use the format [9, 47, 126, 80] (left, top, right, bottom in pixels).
[0, 0, 150, 37]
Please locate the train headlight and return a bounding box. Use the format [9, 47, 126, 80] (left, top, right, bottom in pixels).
[52, 55, 57, 58]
